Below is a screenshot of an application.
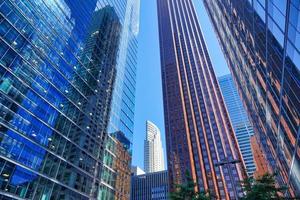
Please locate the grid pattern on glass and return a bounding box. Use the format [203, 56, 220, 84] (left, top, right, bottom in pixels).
[203, 0, 300, 197]
[218, 74, 256, 177]
[0, 0, 139, 199]
[130, 170, 169, 200]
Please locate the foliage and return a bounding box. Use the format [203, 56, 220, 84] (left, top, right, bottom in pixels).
[169, 171, 211, 200]
[241, 173, 287, 200]
[169, 172, 296, 200]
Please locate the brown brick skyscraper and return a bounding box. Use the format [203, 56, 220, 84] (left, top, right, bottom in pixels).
[157, 0, 245, 199]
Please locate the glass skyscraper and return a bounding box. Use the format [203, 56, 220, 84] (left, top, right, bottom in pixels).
[157, 0, 246, 199]
[218, 74, 256, 177]
[203, 0, 300, 197]
[0, 0, 139, 199]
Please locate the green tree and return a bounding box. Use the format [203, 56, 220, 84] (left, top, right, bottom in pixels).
[169, 171, 211, 200]
[241, 173, 287, 200]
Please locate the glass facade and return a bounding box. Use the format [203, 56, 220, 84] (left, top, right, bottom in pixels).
[203, 0, 300, 197]
[130, 170, 169, 200]
[0, 0, 139, 199]
[157, 0, 246, 199]
[107, 0, 140, 151]
[218, 74, 256, 176]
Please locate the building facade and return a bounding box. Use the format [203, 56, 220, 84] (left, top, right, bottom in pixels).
[203, 0, 300, 197]
[0, 0, 139, 199]
[157, 0, 246, 199]
[100, 132, 132, 200]
[113, 132, 132, 200]
[218, 74, 256, 176]
[130, 170, 169, 200]
[100, 0, 140, 197]
[144, 120, 165, 173]
[250, 135, 271, 179]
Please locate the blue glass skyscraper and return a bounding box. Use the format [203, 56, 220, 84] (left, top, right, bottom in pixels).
[218, 74, 256, 177]
[0, 0, 139, 199]
[100, 0, 140, 198]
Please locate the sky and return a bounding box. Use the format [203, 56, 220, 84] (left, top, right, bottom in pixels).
[132, 0, 230, 170]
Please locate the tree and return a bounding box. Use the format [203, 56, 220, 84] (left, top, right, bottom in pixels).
[169, 171, 211, 200]
[241, 173, 287, 200]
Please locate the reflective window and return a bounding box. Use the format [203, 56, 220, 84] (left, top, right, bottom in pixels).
[287, 41, 300, 70]
[270, 0, 287, 15]
[268, 17, 284, 46]
[254, 0, 266, 22]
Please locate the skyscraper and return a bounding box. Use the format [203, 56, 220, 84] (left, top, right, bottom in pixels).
[157, 0, 245, 199]
[99, 0, 140, 198]
[144, 120, 165, 173]
[0, 0, 139, 199]
[218, 74, 256, 176]
[203, 0, 300, 197]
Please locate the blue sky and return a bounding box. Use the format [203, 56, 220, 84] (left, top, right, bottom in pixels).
[132, 0, 230, 170]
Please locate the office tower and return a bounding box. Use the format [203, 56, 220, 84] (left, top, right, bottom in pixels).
[100, 0, 140, 198]
[0, 0, 139, 199]
[218, 74, 256, 176]
[203, 0, 300, 197]
[157, 0, 245, 199]
[250, 135, 270, 179]
[100, 0, 140, 196]
[144, 120, 165, 173]
[130, 169, 169, 200]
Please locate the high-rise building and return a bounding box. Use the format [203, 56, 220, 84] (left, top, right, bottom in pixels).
[100, 0, 140, 196]
[157, 0, 246, 199]
[130, 169, 169, 200]
[218, 74, 256, 176]
[144, 120, 165, 173]
[0, 0, 139, 199]
[202, 0, 300, 197]
[99, 0, 140, 198]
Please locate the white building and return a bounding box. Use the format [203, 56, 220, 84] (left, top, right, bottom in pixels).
[144, 120, 165, 173]
[131, 166, 145, 176]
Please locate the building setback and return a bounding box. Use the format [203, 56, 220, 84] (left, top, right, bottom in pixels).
[157, 0, 246, 199]
[130, 170, 169, 200]
[144, 120, 165, 173]
[203, 0, 300, 197]
[0, 0, 139, 199]
[218, 74, 256, 176]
